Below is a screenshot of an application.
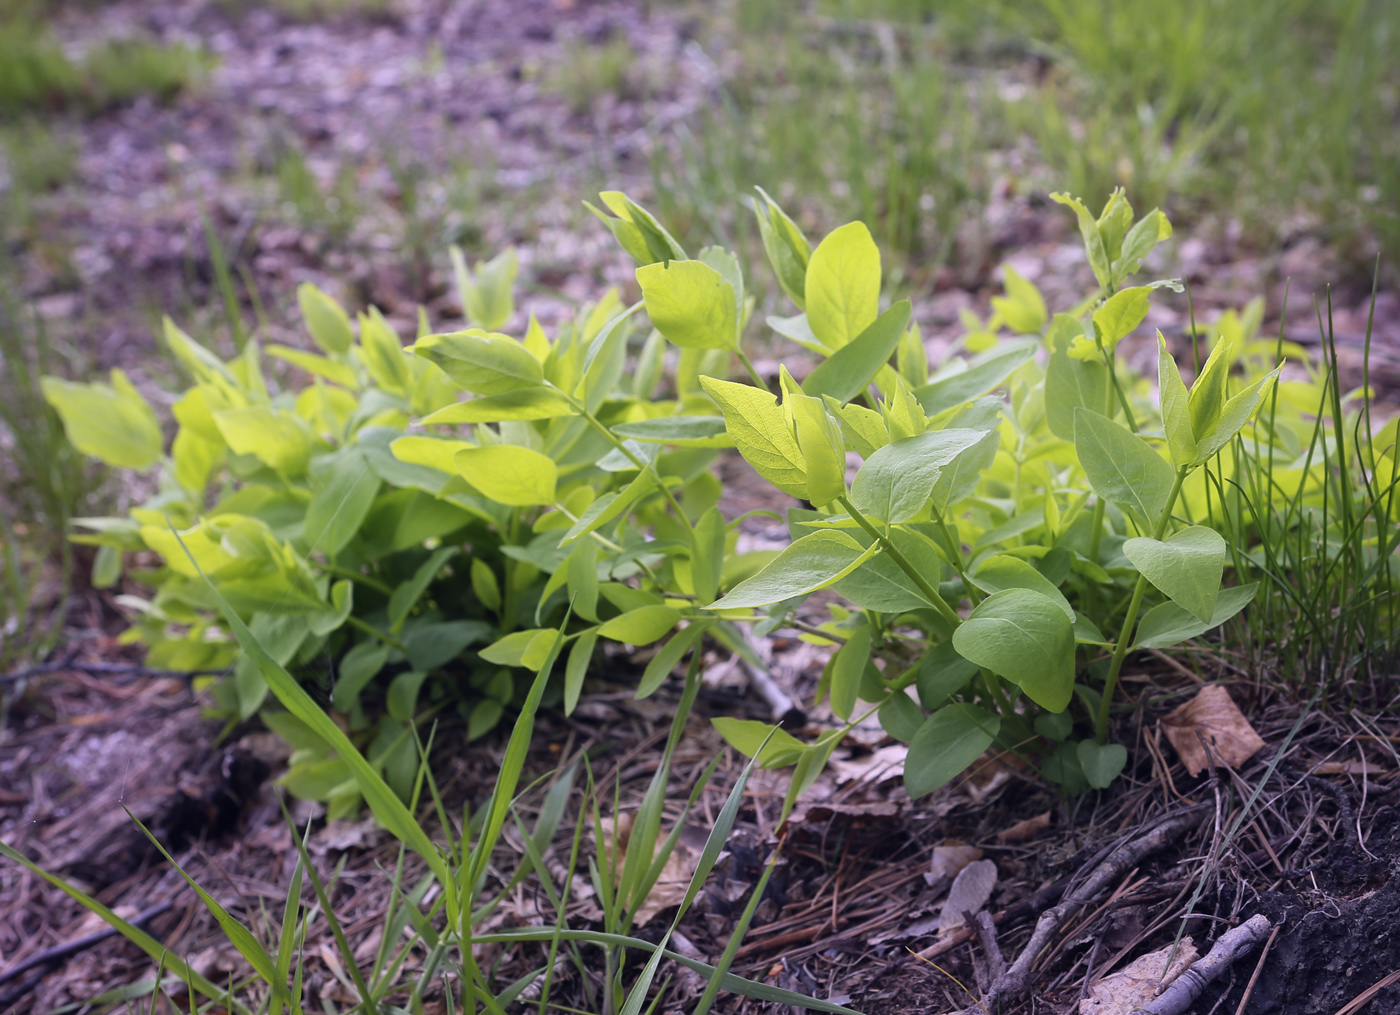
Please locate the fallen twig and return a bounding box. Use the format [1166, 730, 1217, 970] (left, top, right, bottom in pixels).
[960, 804, 1208, 1011]
[0, 901, 172, 991]
[0, 654, 226, 686]
[1140, 914, 1273, 1015]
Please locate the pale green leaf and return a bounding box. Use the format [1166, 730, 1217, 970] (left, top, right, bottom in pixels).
[1132, 583, 1257, 650]
[420, 387, 573, 424]
[968, 554, 1074, 620]
[805, 221, 880, 351]
[411, 330, 543, 394]
[297, 282, 354, 354]
[850, 428, 986, 524]
[597, 605, 682, 645]
[305, 447, 380, 556]
[802, 300, 911, 404]
[454, 444, 558, 506]
[699, 376, 807, 499]
[612, 416, 732, 448]
[914, 344, 1035, 416]
[712, 530, 879, 609]
[42, 370, 163, 469]
[1073, 408, 1176, 528]
[1124, 525, 1226, 622]
[637, 259, 738, 350]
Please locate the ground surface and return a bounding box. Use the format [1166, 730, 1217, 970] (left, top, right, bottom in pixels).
[3, 1, 1400, 1014]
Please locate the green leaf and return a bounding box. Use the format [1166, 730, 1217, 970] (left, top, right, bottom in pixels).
[1132, 582, 1257, 650]
[637, 622, 708, 698]
[691, 506, 727, 606]
[829, 622, 871, 720]
[1158, 334, 1197, 466]
[387, 545, 456, 634]
[213, 405, 312, 476]
[914, 344, 1035, 416]
[802, 300, 911, 403]
[829, 526, 945, 613]
[904, 702, 1000, 798]
[711, 717, 806, 768]
[1191, 363, 1283, 464]
[879, 692, 924, 741]
[176, 532, 453, 893]
[1045, 315, 1110, 440]
[357, 307, 412, 394]
[752, 186, 811, 309]
[784, 377, 846, 506]
[1117, 209, 1172, 280]
[454, 444, 558, 506]
[1051, 191, 1111, 290]
[597, 605, 682, 645]
[612, 416, 732, 448]
[1187, 335, 1233, 441]
[637, 259, 738, 351]
[1124, 525, 1226, 622]
[420, 387, 573, 424]
[480, 627, 553, 666]
[332, 641, 388, 712]
[42, 369, 163, 469]
[558, 471, 656, 545]
[824, 396, 889, 457]
[404, 619, 492, 671]
[713, 530, 879, 609]
[588, 191, 686, 266]
[699, 376, 807, 499]
[297, 282, 355, 354]
[968, 554, 1074, 621]
[929, 428, 1000, 515]
[1089, 286, 1151, 352]
[990, 265, 1046, 334]
[565, 627, 598, 714]
[804, 221, 880, 351]
[453, 246, 518, 331]
[1073, 408, 1176, 528]
[471, 557, 502, 612]
[1077, 740, 1127, 789]
[304, 448, 381, 555]
[952, 588, 1075, 712]
[914, 640, 980, 707]
[267, 345, 359, 387]
[566, 539, 600, 622]
[411, 330, 543, 394]
[851, 428, 986, 524]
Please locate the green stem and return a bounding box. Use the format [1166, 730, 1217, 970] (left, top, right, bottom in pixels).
[838, 495, 962, 631]
[1095, 465, 1189, 742]
[346, 614, 410, 655]
[320, 562, 394, 596]
[562, 390, 695, 537]
[981, 667, 1035, 744]
[735, 347, 768, 391]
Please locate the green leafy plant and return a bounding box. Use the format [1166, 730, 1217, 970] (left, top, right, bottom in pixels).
[605, 186, 1284, 797]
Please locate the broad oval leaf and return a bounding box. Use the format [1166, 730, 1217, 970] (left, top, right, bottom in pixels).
[297, 282, 355, 354]
[637, 259, 738, 350]
[411, 330, 543, 395]
[829, 623, 871, 721]
[597, 605, 682, 646]
[830, 526, 946, 613]
[952, 588, 1075, 712]
[700, 376, 807, 499]
[42, 369, 163, 470]
[805, 221, 880, 351]
[1077, 740, 1127, 789]
[1132, 582, 1258, 650]
[1123, 525, 1226, 622]
[454, 444, 558, 506]
[968, 554, 1074, 621]
[1073, 407, 1176, 528]
[711, 717, 806, 769]
[904, 702, 1000, 798]
[851, 428, 986, 524]
[305, 447, 381, 555]
[712, 530, 879, 609]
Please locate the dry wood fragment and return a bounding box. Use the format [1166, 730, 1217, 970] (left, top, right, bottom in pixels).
[1138, 914, 1272, 1014]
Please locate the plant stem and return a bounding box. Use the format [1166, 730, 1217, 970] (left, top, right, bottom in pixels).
[837, 496, 963, 631]
[1095, 465, 1189, 742]
[735, 347, 768, 391]
[564, 391, 696, 537]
